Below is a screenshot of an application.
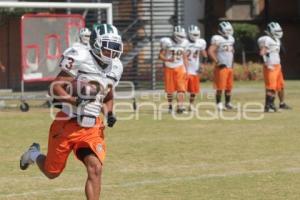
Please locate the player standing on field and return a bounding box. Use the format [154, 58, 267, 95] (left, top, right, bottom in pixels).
[185, 25, 208, 111]
[208, 21, 235, 111]
[159, 25, 189, 114]
[20, 23, 123, 200]
[79, 27, 91, 47]
[257, 22, 291, 112]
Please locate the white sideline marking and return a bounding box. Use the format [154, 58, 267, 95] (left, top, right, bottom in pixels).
[2, 167, 300, 198]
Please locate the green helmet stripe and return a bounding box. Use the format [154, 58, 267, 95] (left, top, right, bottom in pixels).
[106, 24, 112, 33]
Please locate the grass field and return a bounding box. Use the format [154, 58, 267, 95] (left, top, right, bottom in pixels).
[0, 81, 300, 200]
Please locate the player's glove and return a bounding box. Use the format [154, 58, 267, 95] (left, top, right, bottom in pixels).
[107, 111, 117, 127]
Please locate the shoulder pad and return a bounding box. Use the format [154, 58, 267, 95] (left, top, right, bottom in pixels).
[257, 36, 269, 47]
[160, 37, 173, 49]
[63, 43, 90, 63]
[195, 38, 207, 49]
[60, 43, 91, 76]
[211, 35, 223, 45]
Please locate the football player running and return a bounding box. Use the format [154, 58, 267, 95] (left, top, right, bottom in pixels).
[185, 25, 208, 111]
[208, 21, 235, 111]
[159, 25, 189, 114]
[257, 22, 291, 112]
[20, 24, 123, 200]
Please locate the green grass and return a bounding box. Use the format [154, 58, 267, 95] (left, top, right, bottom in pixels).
[0, 81, 300, 200]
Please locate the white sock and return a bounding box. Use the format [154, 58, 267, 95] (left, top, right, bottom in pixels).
[30, 151, 41, 162]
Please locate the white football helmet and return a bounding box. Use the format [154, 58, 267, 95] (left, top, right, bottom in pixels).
[218, 21, 234, 37]
[188, 25, 200, 42]
[90, 24, 123, 65]
[266, 22, 283, 39]
[79, 27, 91, 45]
[173, 25, 186, 43]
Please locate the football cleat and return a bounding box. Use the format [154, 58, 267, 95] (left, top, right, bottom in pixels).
[168, 105, 173, 114]
[20, 143, 40, 170]
[188, 105, 196, 112]
[279, 103, 292, 110]
[264, 104, 277, 113]
[176, 106, 186, 114]
[217, 102, 226, 111]
[225, 103, 235, 110]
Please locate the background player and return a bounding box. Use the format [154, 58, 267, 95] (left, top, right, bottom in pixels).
[20, 24, 123, 200]
[208, 21, 235, 111]
[159, 25, 188, 114]
[185, 25, 208, 111]
[257, 22, 291, 112]
[79, 27, 91, 47]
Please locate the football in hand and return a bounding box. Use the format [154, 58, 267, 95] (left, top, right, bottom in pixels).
[66, 80, 101, 98]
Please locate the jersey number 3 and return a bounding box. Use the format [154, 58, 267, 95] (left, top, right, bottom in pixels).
[59, 56, 75, 70]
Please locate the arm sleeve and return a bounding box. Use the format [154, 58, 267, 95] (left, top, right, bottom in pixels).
[200, 39, 207, 50]
[59, 47, 81, 77]
[210, 35, 220, 46]
[160, 37, 172, 49]
[257, 37, 266, 49]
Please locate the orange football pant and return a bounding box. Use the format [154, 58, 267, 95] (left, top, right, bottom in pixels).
[213, 67, 233, 90]
[44, 111, 106, 174]
[263, 64, 284, 91]
[186, 74, 200, 94]
[164, 65, 186, 93]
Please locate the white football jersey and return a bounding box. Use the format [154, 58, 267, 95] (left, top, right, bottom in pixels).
[59, 43, 123, 117]
[160, 37, 188, 68]
[210, 35, 235, 67]
[186, 38, 206, 75]
[257, 35, 281, 66]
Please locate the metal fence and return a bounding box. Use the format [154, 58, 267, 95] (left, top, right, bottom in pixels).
[84, 0, 185, 90]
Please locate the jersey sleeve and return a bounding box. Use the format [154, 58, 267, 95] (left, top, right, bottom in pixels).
[106, 59, 123, 88]
[257, 36, 267, 49]
[210, 35, 221, 46]
[59, 47, 81, 77]
[160, 37, 172, 49]
[199, 39, 207, 51]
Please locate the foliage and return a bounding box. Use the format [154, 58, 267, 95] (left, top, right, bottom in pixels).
[232, 23, 260, 52]
[0, 8, 37, 16]
[201, 62, 264, 82]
